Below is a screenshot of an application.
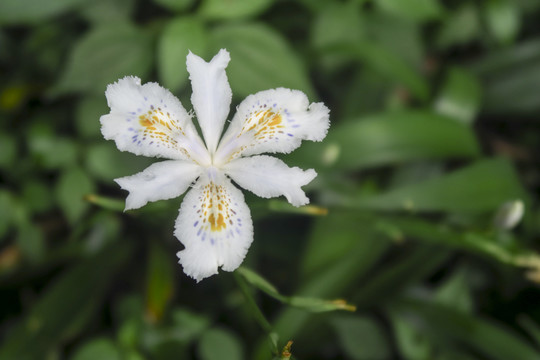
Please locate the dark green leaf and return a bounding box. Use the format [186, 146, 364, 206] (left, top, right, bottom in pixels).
[0, 242, 131, 360]
[392, 298, 540, 360]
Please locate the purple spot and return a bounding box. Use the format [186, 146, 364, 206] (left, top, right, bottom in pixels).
[129, 111, 136, 115]
[210, 238, 215, 245]
[137, 108, 142, 112]
[149, 141, 154, 145]
[235, 228, 241, 234]
[144, 97, 148, 101]
[292, 124, 300, 128]
[273, 103, 277, 107]
[197, 227, 202, 236]
[287, 133, 293, 137]
[202, 234, 206, 241]
[150, 105, 154, 110]
[194, 221, 199, 227]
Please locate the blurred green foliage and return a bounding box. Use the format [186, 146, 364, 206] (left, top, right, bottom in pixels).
[1, 0, 540, 359]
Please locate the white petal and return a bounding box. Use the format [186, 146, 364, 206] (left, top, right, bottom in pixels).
[223, 155, 316, 207]
[187, 49, 232, 154]
[215, 88, 329, 163]
[115, 160, 202, 210]
[101, 76, 210, 164]
[175, 172, 253, 282]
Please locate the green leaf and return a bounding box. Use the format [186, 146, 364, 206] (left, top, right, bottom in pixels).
[268, 222, 390, 345]
[0, 191, 14, 239]
[198, 328, 244, 360]
[0, 242, 131, 360]
[433, 67, 482, 125]
[386, 216, 540, 275]
[0, 132, 16, 169]
[436, 4, 481, 50]
[0, 0, 87, 24]
[55, 167, 96, 224]
[352, 245, 451, 308]
[352, 158, 524, 213]
[53, 23, 153, 96]
[210, 23, 315, 99]
[392, 298, 540, 360]
[236, 267, 356, 312]
[158, 17, 209, 92]
[469, 39, 540, 113]
[153, 0, 194, 12]
[199, 0, 273, 20]
[434, 269, 473, 313]
[363, 13, 424, 70]
[71, 338, 121, 360]
[331, 315, 390, 360]
[27, 126, 78, 170]
[390, 314, 432, 360]
[288, 110, 480, 171]
[85, 143, 152, 181]
[171, 308, 211, 342]
[22, 180, 54, 214]
[311, 2, 364, 68]
[76, 96, 108, 138]
[329, 42, 429, 100]
[79, 0, 135, 24]
[145, 241, 175, 322]
[376, 0, 444, 22]
[15, 221, 45, 262]
[485, 0, 520, 45]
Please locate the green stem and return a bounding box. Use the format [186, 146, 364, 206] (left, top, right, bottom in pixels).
[233, 272, 279, 354]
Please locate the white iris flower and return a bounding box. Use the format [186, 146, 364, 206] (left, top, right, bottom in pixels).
[100, 49, 330, 281]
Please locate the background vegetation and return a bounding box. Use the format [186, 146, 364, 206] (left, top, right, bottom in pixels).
[1, 0, 540, 359]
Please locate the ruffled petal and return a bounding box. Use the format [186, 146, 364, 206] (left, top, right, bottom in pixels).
[187, 49, 232, 154]
[223, 155, 316, 207]
[101, 76, 210, 164]
[116, 160, 202, 211]
[214, 88, 329, 164]
[175, 171, 253, 282]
